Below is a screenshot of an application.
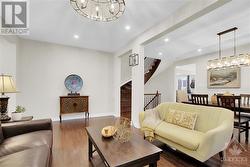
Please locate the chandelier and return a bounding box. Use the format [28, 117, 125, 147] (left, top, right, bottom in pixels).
[207, 27, 250, 70]
[70, 0, 126, 22]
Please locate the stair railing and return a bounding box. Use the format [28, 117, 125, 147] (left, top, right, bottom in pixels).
[144, 91, 161, 111]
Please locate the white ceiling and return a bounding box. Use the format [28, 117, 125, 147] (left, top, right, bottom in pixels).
[21, 0, 191, 53]
[145, 0, 250, 61]
[176, 64, 196, 75]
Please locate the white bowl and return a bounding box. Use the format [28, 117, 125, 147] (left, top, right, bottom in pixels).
[11, 113, 23, 121]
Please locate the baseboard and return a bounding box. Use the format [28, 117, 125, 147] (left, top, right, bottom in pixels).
[51, 112, 116, 122]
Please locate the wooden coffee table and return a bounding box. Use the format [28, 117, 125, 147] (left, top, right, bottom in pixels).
[86, 116, 162, 167]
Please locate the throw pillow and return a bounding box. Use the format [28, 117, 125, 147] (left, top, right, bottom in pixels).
[165, 109, 175, 123]
[142, 109, 162, 130]
[166, 109, 198, 130]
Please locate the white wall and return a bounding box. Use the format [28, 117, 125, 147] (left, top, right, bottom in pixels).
[16, 39, 114, 121]
[113, 0, 229, 120]
[145, 44, 250, 102]
[144, 64, 176, 102]
[0, 36, 17, 114]
[120, 51, 132, 84]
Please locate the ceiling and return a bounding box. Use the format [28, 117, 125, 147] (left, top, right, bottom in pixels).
[145, 0, 250, 61]
[21, 0, 191, 53]
[176, 64, 196, 75]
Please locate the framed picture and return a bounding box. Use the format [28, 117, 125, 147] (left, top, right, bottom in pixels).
[207, 67, 241, 88]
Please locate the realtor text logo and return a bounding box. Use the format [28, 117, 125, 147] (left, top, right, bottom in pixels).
[1, 0, 29, 35]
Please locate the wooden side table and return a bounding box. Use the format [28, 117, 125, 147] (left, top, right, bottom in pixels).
[1, 116, 33, 123]
[60, 96, 89, 123]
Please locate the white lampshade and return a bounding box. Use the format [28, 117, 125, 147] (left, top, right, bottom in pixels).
[0, 74, 17, 94]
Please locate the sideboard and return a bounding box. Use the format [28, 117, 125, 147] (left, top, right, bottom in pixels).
[60, 96, 89, 123]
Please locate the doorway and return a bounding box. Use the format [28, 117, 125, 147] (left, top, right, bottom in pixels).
[175, 64, 196, 102]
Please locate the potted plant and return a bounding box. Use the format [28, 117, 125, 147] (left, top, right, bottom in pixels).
[12, 105, 26, 121]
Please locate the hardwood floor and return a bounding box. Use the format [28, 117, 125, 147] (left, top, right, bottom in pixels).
[51, 118, 250, 167]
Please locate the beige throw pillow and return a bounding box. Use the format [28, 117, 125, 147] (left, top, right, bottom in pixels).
[143, 109, 162, 130]
[166, 109, 198, 130]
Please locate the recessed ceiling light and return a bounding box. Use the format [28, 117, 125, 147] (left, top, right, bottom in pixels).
[74, 35, 79, 39]
[164, 38, 169, 42]
[125, 25, 131, 31]
[197, 48, 202, 52]
[158, 52, 163, 56]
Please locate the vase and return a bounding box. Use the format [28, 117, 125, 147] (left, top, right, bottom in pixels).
[211, 94, 217, 105]
[113, 117, 132, 143]
[11, 112, 23, 121]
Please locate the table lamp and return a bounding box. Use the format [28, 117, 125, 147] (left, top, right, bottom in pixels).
[0, 74, 17, 121]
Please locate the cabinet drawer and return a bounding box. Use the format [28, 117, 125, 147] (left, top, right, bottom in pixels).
[60, 96, 88, 114]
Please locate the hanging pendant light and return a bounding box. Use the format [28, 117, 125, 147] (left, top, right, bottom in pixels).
[70, 0, 126, 22]
[207, 27, 250, 70]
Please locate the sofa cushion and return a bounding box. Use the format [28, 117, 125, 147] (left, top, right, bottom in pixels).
[0, 130, 52, 157]
[155, 122, 204, 151]
[0, 145, 49, 167]
[0, 122, 3, 144]
[165, 109, 198, 130]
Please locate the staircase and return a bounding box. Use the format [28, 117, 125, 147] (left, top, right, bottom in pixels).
[120, 57, 161, 119]
[144, 58, 161, 84]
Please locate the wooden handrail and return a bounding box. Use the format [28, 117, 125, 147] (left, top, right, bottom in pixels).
[144, 93, 162, 96]
[144, 91, 160, 111]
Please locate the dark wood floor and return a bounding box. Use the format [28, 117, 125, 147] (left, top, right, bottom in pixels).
[51, 118, 250, 167]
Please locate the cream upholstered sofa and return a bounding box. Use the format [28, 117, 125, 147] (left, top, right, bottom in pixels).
[139, 102, 234, 162]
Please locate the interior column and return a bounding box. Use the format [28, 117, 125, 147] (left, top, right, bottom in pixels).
[131, 45, 144, 128]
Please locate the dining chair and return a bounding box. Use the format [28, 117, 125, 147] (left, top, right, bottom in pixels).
[217, 95, 250, 142]
[191, 94, 209, 105]
[239, 94, 250, 121]
[176, 90, 189, 103]
[241, 94, 250, 106]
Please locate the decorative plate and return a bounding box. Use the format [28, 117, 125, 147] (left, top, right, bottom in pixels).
[64, 74, 83, 93]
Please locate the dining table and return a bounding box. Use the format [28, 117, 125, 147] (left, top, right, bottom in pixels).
[182, 101, 250, 114]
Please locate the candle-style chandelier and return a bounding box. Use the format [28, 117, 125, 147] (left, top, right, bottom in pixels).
[70, 0, 126, 22]
[207, 27, 250, 70]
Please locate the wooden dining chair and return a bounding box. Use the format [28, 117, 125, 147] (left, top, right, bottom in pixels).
[239, 94, 250, 121]
[217, 95, 250, 142]
[191, 94, 209, 105]
[241, 94, 250, 106]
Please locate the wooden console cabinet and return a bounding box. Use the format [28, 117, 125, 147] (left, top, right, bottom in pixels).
[60, 96, 89, 122]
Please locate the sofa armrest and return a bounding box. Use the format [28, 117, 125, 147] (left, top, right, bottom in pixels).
[139, 112, 145, 128]
[2, 119, 52, 139]
[197, 120, 233, 159]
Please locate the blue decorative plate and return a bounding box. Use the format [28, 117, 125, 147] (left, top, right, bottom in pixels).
[64, 74, 83, 93]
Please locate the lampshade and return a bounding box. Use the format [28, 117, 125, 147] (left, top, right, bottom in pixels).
[0, 74, 17, 94]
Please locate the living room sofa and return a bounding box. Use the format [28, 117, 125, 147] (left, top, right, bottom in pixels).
[0, 119, 53, 167]
[139, 102, 234, 162]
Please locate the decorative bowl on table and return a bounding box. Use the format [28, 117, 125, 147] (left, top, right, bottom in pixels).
[101, 126, 117, 138]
